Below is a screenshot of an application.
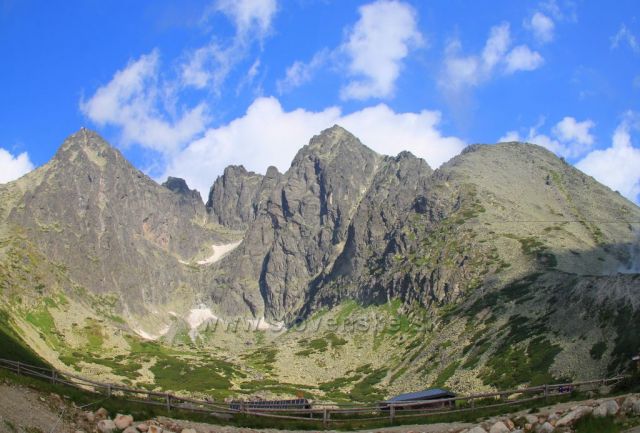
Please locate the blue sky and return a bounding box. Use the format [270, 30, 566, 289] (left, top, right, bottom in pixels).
[1, 0, 639, 202]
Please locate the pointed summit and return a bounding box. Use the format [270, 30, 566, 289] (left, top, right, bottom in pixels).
[307, 125, 371, 153]
[57, 127, 110, 152]
[53, 127, 121, 167]
[291, 125, 380, 171]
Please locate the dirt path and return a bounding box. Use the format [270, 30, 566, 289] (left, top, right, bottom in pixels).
[157, 416, 472, 433]
[0, 383, 74, 433]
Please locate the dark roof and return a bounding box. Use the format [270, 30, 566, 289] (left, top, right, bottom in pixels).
[386, 388, 455, 403]
[229, 398, 310, 410]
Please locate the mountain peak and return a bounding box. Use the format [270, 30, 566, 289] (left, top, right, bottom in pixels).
[59, 127, 110, 151]
[309, 125, 358, 148]
[53, 128, 119, 168]
[295, 125, 379, 166]
[162, 176, 202, 202]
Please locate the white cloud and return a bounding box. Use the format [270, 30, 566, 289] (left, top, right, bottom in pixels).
[246, 58, 261, 82]
[80, 50, 209, 154]
[162, 97, 465, 197]
[526, 12, 555, 44]
[576, 113, 640, 203]
[277, 0, 422, 99]
[340, 104, 466, 167]
[499, 131, 520, 142]
[215, 0, 277, 41]
[611, 24, 639, 54]
[499, 116, 595, 158]
[180, 0, 278, 91]
[505, 45, 545, 73]
[340, 0, 423, 100]
[0, 148, 34, 184]
[181, 43, 235, 90]
[482, 23, 511, 71]
[552, 117, 595, 146]
[276, 49, 331, 94]
[440, 23, 543, 92]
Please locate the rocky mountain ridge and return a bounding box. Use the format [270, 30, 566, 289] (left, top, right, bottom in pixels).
[0, 125, 639, 398]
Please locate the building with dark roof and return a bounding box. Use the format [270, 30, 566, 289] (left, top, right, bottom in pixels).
[381, 388, 456, 410]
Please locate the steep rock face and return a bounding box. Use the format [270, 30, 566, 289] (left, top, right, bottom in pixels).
[4, 129, 230, 313]
[216, 126, 383, 322]
[163, 176, 202, 201]
[162, 176, 206, 220]
[307, 151, 439, 309]
[206, 165, 281, 230]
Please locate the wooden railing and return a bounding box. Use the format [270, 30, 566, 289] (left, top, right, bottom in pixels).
[0, 358, 625, 428]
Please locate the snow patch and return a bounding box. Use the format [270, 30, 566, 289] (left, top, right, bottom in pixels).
[186, 306, 219, 329]
[197, 241, 242, 265]
[134, 324, 170, 341]
[248, 317, 285, 331]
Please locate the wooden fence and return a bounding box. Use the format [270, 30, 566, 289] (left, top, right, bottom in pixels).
[0, 358, 625, 428]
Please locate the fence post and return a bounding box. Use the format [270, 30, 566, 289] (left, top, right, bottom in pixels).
[166, 394, 171, 412]
[322, 407, 330, 428]
[544, 384, 549, 401]
[51, 370, 57, 384]
[390, 404, 395, 424]
[107, 384, 112, 398]
[16, 361, 21, 376]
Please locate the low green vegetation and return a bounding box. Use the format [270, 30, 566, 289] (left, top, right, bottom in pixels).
[434, 360, 460, 387]
[608, 303, 640, 374]
[481, 336, 561, 389]
[349, 365, 388, 402]
[590, 342, 607, 360]
[574, 415, 621, 433]
[0, 310, 48, 368]
[296, 331, 348, 356]
[241, 347, 277, 373]
[150, 355, 232, 396]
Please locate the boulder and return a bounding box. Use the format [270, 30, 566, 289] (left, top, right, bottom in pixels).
[181, 429, 196, 433]
[555, 405, 592, 426]
[114, 414, 134, 430]
[633, 400, 640, 416]
[137, 424, 149, 432]
[148, 426, 162, 433]
[122, 428, 138, 433]
[536, 422, 554, 433]
[505, 419, 515, 430]
[524, 414, 539, 425]
[489, 421, 510, 433]
[622, 396, 639, 413]
[97, 419, 117, 433]
[94, 408, 109, 421]
[468, 427, 488, 433]
[83, 411, 95, 423]
[593, 400, 619, 417]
